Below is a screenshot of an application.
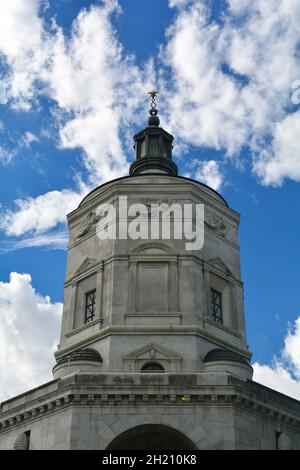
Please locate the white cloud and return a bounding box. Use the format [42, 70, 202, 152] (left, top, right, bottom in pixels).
[0, 146, 12, 164]
[164, 0, 300, 185]
[253, 316, 300, 399]
[0, 187, 85, 237]
[186, 160, 224, 191]
[0, 0, 46, 108]
[253, 363, 300, 400]
[168, 0, 193, 7]
[0, 1, 155, 238]
[253, 112, 300, 186]
[0, 131, 39, 166]
[0, 230, 68, 253]
[48, 5, 155, 183]
[282, 317, 300, 377]
[0, 0, 42, 58]
[22, 131, 38, 148]
[1, 1, 153, 181]
[0, 272, 62, 401]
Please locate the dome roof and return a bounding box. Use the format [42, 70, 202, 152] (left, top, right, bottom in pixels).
[204, 348, 249, 365]
[55, 348, 102, 366]
[78, 174, 229, 209]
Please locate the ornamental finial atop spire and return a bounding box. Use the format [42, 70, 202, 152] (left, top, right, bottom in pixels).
[148, 90, 160, 127]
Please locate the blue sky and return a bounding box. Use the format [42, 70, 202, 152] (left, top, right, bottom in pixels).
[0, 0, 300, 400]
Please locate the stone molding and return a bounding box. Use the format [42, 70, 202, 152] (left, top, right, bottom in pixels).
[55, 324, 251, 362]
[1, 373, 300, 434]
[65, 253, 243, 293]
[64, 318, 103, 339]
[74, 176, 230, 213]
[204, 319, 242, 339]
[1, 387, 300, 434]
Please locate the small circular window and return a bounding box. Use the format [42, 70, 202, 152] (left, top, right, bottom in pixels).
[141, 361, 165, 373]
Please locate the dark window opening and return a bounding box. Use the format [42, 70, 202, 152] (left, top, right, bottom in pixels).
[85, 289, 96, 324]
[211, 288, 223, 324]
[141, 361, 165, 372]
[275, 431, 281, 450]
[25, 430, 31, 450]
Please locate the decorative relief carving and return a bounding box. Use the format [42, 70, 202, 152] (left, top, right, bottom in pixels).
[150, 348, 156, 359]
[112, 376, 134, 385]
[205, 210, 229, 238]
[77, 211, 101, 239]
[143, 198, 180, 214]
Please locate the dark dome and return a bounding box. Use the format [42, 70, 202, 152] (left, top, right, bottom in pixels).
[55, 348, 102, 366]
[204, 348, 249, 365]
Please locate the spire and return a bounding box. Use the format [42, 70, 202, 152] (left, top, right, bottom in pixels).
[129, 91, 178, 176]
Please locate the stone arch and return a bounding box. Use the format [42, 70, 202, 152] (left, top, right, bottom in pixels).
[276, 432, 292, 450]
[106, 424, 197, 450]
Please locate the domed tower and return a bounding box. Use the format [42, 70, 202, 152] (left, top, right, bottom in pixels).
[53, 91, 252, 381]
[1, 94, 300, 451]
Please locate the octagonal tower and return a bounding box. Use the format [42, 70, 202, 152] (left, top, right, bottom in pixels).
[53, 95, 251, 381]
[1, 96, 300, 451]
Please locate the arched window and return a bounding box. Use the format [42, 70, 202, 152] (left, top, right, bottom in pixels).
[141, 361, 165, 373]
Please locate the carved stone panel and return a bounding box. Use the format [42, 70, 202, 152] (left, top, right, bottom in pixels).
[205, 210, 229, 238]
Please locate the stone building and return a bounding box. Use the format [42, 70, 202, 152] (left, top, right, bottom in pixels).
[0, 99, 300, 450]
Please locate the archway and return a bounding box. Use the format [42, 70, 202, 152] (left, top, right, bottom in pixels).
[106, 424, 197, 450]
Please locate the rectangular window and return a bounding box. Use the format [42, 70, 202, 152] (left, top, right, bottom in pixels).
[85, 289, 96, 323]
[210, 288, 222, 324]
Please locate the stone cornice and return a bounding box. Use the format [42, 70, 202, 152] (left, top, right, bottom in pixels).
[56, 325, 250, 361]
[69, 176, 237, 222]
[1, 374, 300, 434]
[64, 252, 242, 288]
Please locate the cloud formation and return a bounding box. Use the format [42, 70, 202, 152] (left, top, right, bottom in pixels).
[185, 160, 224, 191]
[1, 187, 85, 237]
[253, 316, 300, 399]
[1, 0, 153, 179]
[0, 272, 62, 401]
[164, 0, 300, 186]
[0, 0, 153, 240]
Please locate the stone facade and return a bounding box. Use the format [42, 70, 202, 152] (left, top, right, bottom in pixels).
[1, 115, 300, 450]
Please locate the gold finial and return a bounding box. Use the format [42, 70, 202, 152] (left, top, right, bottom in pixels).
[148, 90, 158, 99]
